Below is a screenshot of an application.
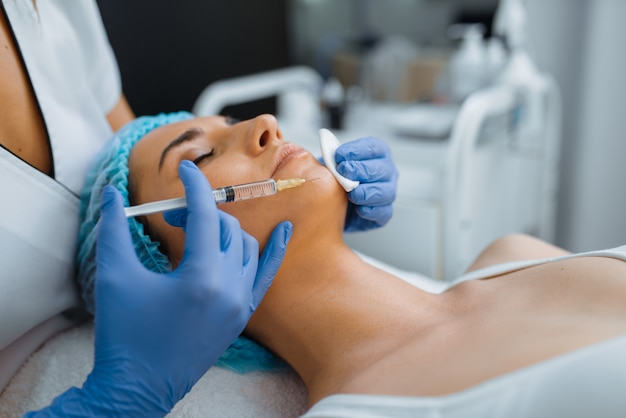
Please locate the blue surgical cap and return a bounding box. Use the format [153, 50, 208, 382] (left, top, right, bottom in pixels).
[76, 112, 289, 373]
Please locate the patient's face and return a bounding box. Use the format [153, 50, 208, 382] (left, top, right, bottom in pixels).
[128, 114, 346, 264]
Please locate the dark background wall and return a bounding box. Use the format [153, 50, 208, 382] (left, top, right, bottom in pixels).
[96, 0, 289, 118]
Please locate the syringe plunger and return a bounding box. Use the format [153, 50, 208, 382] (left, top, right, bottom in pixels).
[123, 177, 306, 218]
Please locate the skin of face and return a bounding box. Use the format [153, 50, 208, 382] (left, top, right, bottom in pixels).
[128, 114, 348, 266]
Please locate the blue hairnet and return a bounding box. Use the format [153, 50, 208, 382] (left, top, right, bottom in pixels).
[76, 112, 289, 373]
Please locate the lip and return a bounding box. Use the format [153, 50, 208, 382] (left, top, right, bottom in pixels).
[271, 143, 308, 177]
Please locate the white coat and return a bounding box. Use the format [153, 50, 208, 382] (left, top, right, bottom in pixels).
[0, 0, 120, 389]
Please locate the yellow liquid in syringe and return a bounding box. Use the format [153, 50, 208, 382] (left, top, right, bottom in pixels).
[124, 178, 306, 218]
[212, 178, 306, 204]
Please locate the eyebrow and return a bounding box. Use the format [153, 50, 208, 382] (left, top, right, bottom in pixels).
[158, 127, 204, 171]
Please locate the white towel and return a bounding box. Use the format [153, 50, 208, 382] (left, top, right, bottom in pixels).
[0, 323, 308, 417]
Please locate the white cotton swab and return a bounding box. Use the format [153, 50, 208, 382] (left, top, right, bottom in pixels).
[319, 128, 360, 192]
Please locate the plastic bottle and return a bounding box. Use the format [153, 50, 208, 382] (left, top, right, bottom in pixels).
[447, 24, 487, 103]
[493, 0, 548, 143]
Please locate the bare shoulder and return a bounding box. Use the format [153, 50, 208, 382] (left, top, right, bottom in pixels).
[465, 234, 570, 273]
[340, 256, 626, 398]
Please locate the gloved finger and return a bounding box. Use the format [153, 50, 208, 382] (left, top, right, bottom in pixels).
[250, 221, 292, 311]
[163, 207, 188, 230]
[176, 160, 220, 272]
[218, 210, 244, 265]
[336, 159, 395, 183]
[96, 186, 143, 277]
[348, 181, 397, 207]
[239, 230, 260, 303]
[335, 137, 390, 163]
[355, 204, 393, 225]
[240, 229, 258, 274]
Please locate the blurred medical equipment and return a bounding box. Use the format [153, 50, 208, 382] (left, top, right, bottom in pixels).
[360, 36, 420, 102]
[320, 77, 346, 129]
[194, 66, 323, 134]
[124, 177, 307, 218]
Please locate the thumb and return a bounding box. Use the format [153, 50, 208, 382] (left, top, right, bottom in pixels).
[96, 186, 141, 273]
[250, 221, 293, 311]
[163, 207, 188, 230]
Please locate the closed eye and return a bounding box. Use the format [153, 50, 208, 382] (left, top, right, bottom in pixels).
[192, 150, 215, 166]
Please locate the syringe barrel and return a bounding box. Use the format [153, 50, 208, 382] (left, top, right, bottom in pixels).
[212, 179, 277, 204]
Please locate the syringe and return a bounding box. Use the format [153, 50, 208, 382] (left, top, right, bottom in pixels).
[124, 178, 306, 218]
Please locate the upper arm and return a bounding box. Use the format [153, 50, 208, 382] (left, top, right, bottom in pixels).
[106, 95, 135, 132]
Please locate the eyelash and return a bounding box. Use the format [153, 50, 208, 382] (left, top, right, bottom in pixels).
[192, 150, 215, 166]
[188, 116, 235, 166]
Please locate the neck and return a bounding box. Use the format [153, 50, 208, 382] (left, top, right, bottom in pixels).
[245, 231, 447, 402]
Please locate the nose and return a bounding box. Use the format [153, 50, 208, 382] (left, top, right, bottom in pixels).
[245, 114, 282, 155]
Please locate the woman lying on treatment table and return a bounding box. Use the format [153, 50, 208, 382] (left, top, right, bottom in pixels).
[77, 112, 626, 417]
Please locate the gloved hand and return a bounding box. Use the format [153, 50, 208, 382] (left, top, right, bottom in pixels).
[335, 136, 398, 232]
[27, 160, 292, 417]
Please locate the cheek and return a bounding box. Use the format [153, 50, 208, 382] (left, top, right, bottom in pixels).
[201, 157, 259, 189]
[220, 167, 347, 250]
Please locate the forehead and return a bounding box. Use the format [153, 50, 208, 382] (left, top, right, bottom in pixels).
[130, 116, 223, 160]
[140, 115, 221, 145]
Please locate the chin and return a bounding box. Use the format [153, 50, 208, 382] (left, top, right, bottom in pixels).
[297, 168, 348, 220]
[235, 169, 346, 247]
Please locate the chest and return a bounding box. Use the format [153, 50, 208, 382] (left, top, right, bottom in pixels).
[0, 10, 49, 173]
[341, 257, 626, 398]
[0, 0, 119, 195]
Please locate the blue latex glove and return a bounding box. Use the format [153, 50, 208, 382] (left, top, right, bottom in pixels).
[334, 136, 398, 232]
[27, 161, 292, 417]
